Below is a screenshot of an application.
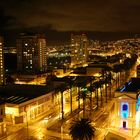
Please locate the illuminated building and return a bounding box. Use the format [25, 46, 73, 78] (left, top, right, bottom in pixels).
[0, 77, 82, 124]
[111, 78, 140, 137]
[137, 64, 140, 78]
[0, 78, 73, 124]
[17, 33, 47, 73]
[47, 50, 71, 68]
[0, 85, 54, 124]
[4, 47, 17, 54]
[0, 37, 4, 85]
[71, 34, 88, 66]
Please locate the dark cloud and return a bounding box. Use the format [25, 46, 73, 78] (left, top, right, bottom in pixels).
[0, 8, 17, 31]
[0, 0, 140, 31]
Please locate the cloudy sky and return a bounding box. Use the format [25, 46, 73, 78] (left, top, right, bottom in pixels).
[0, 0, 140, 32]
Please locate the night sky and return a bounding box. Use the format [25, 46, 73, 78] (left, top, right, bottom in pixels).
[0, 0, 140, 32]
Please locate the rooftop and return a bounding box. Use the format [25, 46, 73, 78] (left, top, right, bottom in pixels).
[0, 84, 54, 104]
[118, 78, 140, 93]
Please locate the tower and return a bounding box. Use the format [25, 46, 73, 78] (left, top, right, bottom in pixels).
[0, 36, 4, 85]
[71, 34, 88, 66]
[17, 33, 47, 73]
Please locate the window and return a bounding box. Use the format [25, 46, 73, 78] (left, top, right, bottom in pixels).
[123, 104, 128, 111]
[121, 103, 129, 118]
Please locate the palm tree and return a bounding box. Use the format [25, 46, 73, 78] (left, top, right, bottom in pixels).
[77, 90, 89, 118]
[6, 75, 15, 84]
[55, 83, 68, 119]
[69, 118, 95, 140]
[98, 79, 104, 106]
[101, 68, 108, 103]
[113, 64, 123, 89]
[87, 85, 95, 112]
[75, 77, 86, 112]
[101, 65, 112, 103]
[66, 76, 76, 114]
[94, 81, 100, 109]
[113, 64, 119, 89]
[76, 81, 82, 111]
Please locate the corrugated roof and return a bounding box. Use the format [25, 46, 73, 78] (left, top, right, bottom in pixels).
[0, 84, 54, 104]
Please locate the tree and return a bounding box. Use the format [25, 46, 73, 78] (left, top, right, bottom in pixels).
[69, 118, 95, 140]
[75, 77, 94, 116]
[101, 68, 108, 103]
[66, 76, 76, 114]
[101, 65, 112, 103]
[75, 77, 86, 112]
[94, 81, 100, 109]
[87, 85, 95, 112]
[98, 79, 104, 106]
[55, 83, 68, 119]
[6, 75, 15, 84]
[113, 64, 121, 89]
[77, 90, 88, 118]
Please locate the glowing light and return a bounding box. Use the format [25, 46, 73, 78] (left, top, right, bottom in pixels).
[128, 81, 132, 85]
[5, 107, 19, 115]
[120, 86, 126, 92]
[136, 96, 140, 111]
[121, 102, 129, 118]
[136, 111, 140, 128]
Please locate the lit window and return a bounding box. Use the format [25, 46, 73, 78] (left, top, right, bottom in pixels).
[121, 103, 129, 118]
[30, 60, 32, 64]
[123, 104, 128, 111]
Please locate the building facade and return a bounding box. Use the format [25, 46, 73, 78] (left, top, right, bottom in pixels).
[71, 34, 88, 66]
[17, 33, 47, 73]
[0, 37, 4, 85]
[113, 92, 137, 129]
[137, 64, 140, 78]
[110, 79, 140, 137]
[0, 92, 53, 124]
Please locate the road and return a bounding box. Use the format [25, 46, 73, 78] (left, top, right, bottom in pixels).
[1, 114, 71, 140]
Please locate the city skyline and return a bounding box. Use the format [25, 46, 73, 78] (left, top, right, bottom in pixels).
[0, 0, 140, 32]
[0, 1, 140, 139]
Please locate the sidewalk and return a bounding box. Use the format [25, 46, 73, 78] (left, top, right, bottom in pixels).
[48, 99, 115, 135]
[0, 110, 56, 139]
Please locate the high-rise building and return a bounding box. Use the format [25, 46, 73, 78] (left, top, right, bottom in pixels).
[71, 34, 88, 66]
[0, 36, 4, 85]
[17, 33, 47, 73]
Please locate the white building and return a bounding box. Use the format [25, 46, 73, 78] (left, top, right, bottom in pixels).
[110, 78, 140, 138]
